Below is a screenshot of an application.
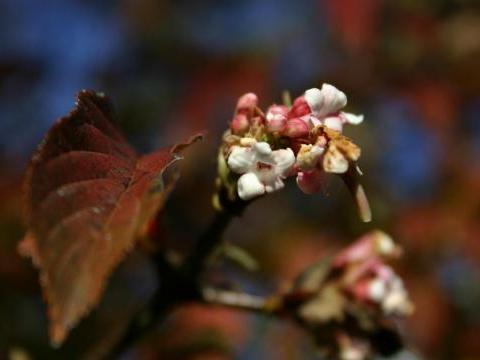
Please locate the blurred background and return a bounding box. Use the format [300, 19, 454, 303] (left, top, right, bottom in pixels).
[1, 0, 480, 359]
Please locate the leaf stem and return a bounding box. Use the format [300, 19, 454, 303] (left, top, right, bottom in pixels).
[341, 165, 372, 223]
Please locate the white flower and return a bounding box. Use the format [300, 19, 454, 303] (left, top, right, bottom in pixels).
[381, 276, 413, 315]
[304, 84, 347, 117]
[322, 115, 344, 132]
[227, 140, 295, 200]
[323, 112, 364, 132]
[365, 265, 413, 316]
[342, 112, 364, 125]
[302, 84, 364, 133]
[368, 278, 387, 302]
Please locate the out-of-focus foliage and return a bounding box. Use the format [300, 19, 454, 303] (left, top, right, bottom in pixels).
[1, 0, 479, 359]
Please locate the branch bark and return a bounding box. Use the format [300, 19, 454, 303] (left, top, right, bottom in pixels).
[107, 197, 248, 358]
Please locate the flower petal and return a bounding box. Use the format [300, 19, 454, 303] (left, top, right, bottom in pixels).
[309, 115, 322, 127]
[236, 93, 258, 114]
[237, 172, 265, 200]
[382, 285, 412, 316]
[368, 279, 387, 302]
[323, 115, 344, 132]
[296, 169, 324, 194]
[323, 145, 349, 173]
[272, 148, 295, 176]
[319, 83, 347, 116]
[289, 96, 311, 118]
[342, 112, 364, 125]
[305, 85, 348, 117]
[296, 144, 325, 171]
[231, 114, 250, 134]
[253, 142, 273, 156]
[266, 105, 288, 133]
[283, 117, 310, 138]
[303, 88, 324, 115]
[228, 146, 255, 174]
[264, 178, 285, 193]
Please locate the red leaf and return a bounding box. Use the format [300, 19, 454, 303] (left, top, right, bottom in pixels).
[19, 90, 203, 346]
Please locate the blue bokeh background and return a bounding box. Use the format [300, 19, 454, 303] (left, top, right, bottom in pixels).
[1, 0, 479, 359]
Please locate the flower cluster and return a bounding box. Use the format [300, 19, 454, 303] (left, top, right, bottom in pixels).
[282, 231, 413, 360]
[332, 231, 413, 317]
[216, 84, 367, 216]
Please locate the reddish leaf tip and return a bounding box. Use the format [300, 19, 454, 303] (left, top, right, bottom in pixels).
[171, 131, 206, 155]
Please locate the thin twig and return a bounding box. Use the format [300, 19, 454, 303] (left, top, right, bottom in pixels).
[182, 210, 237, 278]
[106, 253, 179, 358]
[202, 287, 271, 314]
[107, 201, 246, 358]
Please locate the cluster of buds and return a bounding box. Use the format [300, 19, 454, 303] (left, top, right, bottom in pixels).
[281, 231, 413, 360]
[332, 232, 413, 317]
[215, 84, 370, 221]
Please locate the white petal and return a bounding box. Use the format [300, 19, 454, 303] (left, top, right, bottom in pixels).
[340, 347, 367, 360]
[304, 88, 324, 115]
[323, 146, 349, 173]
[323, 116, 344, 132]
[382, 288, 410, 315]
[237, 173, 265, 200]
[272, 148, 295, 176]
[228, 146, 255, 174]
[319, 83, 347, 116]
[309, 115, 322, 127]
[368, 279, 386, 302]
[253, 142, 272, 156]
[342, 112, 364, 125]
[375, 233, 395, 255]
[264, 177, 285, 193]
[254, 164, 277, 184]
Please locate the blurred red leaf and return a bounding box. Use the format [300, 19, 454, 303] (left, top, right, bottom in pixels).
[19, 90, 202, 346]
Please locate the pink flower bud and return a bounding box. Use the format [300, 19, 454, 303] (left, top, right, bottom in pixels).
[230, 114, 250, 135]
[296, 169, 324, 194]
[236, 93, 258, 115]
[332, 231, 397, 269]
[289, 96, 311, 118]
[266, 104, 288, 133]
[283, 117, 310, 138]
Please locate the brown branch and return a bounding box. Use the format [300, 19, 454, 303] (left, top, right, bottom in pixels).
[106, 196, 249, 358]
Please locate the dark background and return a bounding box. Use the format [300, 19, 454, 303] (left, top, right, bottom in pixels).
[1, 0, 479, 359]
